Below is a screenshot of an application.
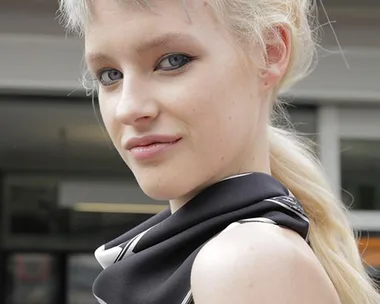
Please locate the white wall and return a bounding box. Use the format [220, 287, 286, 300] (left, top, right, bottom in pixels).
[0, 34, 84, 93]
[293, 47, 380, 102]
[1, 8, 380, 103]
[58, 180, 167, 206]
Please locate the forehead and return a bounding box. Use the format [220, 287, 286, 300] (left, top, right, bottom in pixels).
[85, 0, 215, 32]
[84, 0, 224, 57]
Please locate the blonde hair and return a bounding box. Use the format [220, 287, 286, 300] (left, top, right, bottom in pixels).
[59, 1, 380, 303]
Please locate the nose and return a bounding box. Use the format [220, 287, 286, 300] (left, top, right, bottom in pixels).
[115, 78, 159, 128]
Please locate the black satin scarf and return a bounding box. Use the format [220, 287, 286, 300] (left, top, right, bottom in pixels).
[93, 173, 309, 304]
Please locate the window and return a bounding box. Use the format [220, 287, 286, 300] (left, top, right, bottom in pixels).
[288, 105, 318, 138]
[3, 175, 159, 250]
[68, 255, 102, 304]
[341, 140, 380, 210]
[5, 254, 58, 304]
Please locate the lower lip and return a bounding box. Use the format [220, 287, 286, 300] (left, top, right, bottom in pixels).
[129, 139, 181, 160]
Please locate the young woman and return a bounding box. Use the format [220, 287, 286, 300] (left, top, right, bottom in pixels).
[59, 0, 380, 303]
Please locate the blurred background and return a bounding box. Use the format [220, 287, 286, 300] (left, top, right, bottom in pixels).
[0, 0, 379, 303]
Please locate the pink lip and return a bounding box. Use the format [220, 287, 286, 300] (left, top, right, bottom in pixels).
[125, 135, 182, 160]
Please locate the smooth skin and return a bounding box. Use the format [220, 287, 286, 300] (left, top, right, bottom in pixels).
[84, 0, 341, 302]
[85, 0, 273, 211]
[191, 223, 341, 304]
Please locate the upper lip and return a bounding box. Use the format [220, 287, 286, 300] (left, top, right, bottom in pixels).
[125, 134, 182, 150]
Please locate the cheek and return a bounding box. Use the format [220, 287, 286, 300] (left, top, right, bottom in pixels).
[181, 69, 257, 129]
[189, 71, 262, 156]
[171, 71, 254, 149]
[98, 93, 118, 141]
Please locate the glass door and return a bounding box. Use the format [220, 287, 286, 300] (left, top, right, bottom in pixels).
[5, 253, 58, 304]
[338, 106, 380, 278]
[67, 254, 102, 304]
[339, 107, 380, 211]
[4, 252, 104, 304]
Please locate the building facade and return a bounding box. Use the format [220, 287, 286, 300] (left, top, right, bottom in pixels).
[0, 0, 379, 303]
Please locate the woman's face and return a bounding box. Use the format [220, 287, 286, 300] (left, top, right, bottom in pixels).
[85, 0, 273, 208]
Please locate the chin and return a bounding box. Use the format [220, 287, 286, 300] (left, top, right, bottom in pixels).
[134, 173, 190, 202]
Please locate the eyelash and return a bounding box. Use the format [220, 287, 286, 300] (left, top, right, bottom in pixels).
[154, 53, 195, 71]
[95, 53, 195, 87]
[95, 69, 123, 87]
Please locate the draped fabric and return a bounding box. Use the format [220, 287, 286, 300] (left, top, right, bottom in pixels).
[93, 172, 310, 304]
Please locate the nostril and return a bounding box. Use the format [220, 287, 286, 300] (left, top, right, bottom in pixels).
[135, 115, 153, 123]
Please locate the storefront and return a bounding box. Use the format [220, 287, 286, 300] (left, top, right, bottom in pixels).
[0, 96, 379, 303]
[1, 1, 380, 301]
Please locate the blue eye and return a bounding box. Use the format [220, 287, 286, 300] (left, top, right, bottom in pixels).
[156, 54, 193, 71]
[97, 69, 123, 86]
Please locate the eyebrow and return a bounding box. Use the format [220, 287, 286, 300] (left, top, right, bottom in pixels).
[85, 32, 199, 64]
[85, 53, 114, 65]
[135, 32, 199, 53]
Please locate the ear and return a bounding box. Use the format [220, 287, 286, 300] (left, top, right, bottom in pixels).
[260, 25, 292, 91]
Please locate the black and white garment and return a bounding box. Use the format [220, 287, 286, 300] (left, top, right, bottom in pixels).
[93, 172, 310, 304]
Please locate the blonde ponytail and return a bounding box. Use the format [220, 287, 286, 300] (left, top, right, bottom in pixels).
[269, 125, 380, 304]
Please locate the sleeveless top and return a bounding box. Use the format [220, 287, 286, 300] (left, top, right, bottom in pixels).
[92, 172, 310, 304]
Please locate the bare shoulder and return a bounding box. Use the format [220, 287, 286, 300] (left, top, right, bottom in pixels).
[191, 223, 341, 304]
